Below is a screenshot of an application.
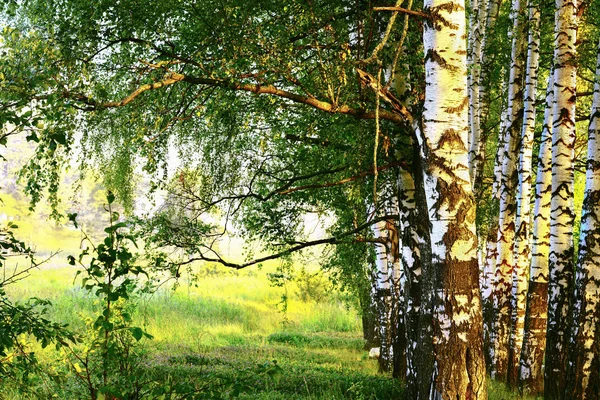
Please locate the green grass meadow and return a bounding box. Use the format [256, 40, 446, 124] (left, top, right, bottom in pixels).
[1, 258, 536, 399]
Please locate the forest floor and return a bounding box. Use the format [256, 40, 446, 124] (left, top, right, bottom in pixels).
[2, 260, 535, 399]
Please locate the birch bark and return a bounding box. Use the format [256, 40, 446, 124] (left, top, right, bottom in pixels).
[544, 0, 578, 395]
[507, 0, 540, 386]
[421, 0, 487, 396]
[372, 211, 393, 372]
[468, 0, 488, 188]
[492, 0, 527, 380]
[567, 38, 600, 399]
[399, 165, 428, 397]
[518, 72, 554, 395]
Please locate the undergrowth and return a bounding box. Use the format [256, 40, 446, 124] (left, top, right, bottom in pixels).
[0, 201, 536, 399]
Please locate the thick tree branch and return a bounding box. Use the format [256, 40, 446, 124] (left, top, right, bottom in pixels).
[71, 69, 411, 124]
[174, 72, 412, 123]
[373, 6, 432, 20]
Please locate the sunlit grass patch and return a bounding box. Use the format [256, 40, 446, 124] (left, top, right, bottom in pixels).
[0, 257, 544, 399]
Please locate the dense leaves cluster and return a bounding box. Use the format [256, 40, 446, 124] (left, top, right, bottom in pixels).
[0, 225, 76, 386]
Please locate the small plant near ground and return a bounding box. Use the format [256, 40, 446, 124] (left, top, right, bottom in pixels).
[64, 193, 153, 399]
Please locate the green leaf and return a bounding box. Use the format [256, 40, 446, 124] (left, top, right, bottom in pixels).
[50, 132, 68, 146]
[67, 213, 78, 229]
[130, 327, 143, 341]
[25, 132, 39, 142]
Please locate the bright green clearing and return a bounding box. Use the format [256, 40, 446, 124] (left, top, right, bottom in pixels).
[2, 260, 534, 399]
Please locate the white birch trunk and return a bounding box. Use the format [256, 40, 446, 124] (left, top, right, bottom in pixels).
[492, 0, 527, 380]
[468, 0, 489, 188]
[491, 77, 510, 200]
[387, 195, 405, 377]
[372, 212, 393, 372]
[568, 38, 600, 399]
[399, 145, 436, 398]
[507, 0, 540, 385]
[518, 71, 554, 395]
[398, 168, 421, 387]
[482, 226, 498, 367]
[421, 0, 487, 396]
[545, 0, 578, 395]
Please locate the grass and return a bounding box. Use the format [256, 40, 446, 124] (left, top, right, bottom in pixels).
[1, 260, 538, 399]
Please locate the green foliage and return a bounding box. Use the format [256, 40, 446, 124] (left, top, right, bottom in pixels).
[0, 224, 77, 392]
[62, 195, 154, 399]
[294, 267, 331, 303]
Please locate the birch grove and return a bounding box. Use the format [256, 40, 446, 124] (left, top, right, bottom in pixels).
[4, 0, 600, 399]
[567, 38, 600, 399]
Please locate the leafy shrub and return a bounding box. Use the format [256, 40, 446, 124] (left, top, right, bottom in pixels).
[0, 223, 76, 392]
[294, 267, 331, 303]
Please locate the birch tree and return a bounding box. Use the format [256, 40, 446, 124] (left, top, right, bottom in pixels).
[492, 0, 527, 380]
[4, 1, 497, 396]
[507, 0, 541, 386]
[545, 0, 578, 395]
[567, 37, 600, 399]
[518, 72, 554, 395]
[468, 0, 488, 188]
[421, 0, 487, 396]
[371, 203, 394, 372]
[399, 156, 435, 398]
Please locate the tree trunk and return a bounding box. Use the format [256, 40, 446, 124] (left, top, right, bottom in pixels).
[399, 152, 435, 397]
[507, 0, 540, 386]
[482, 226, 498, 371]
[544, 0, 578, 395]
[361, 291, 380, 349]
[420, 0, 487, 396]
[492, 0, 527, 381]
[518, 72, 554, 396]
[477, 0, 505, 198]
[372, 211, 393, 372]
[388, 195, 407, 379]
[468, 0, 489, 188]
[566, 37, 600, 400]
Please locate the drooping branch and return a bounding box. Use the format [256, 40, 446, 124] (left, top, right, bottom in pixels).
[170, 214, 398, 270]
[277, 161, 406, 195]
[172, 161, 405, 213]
